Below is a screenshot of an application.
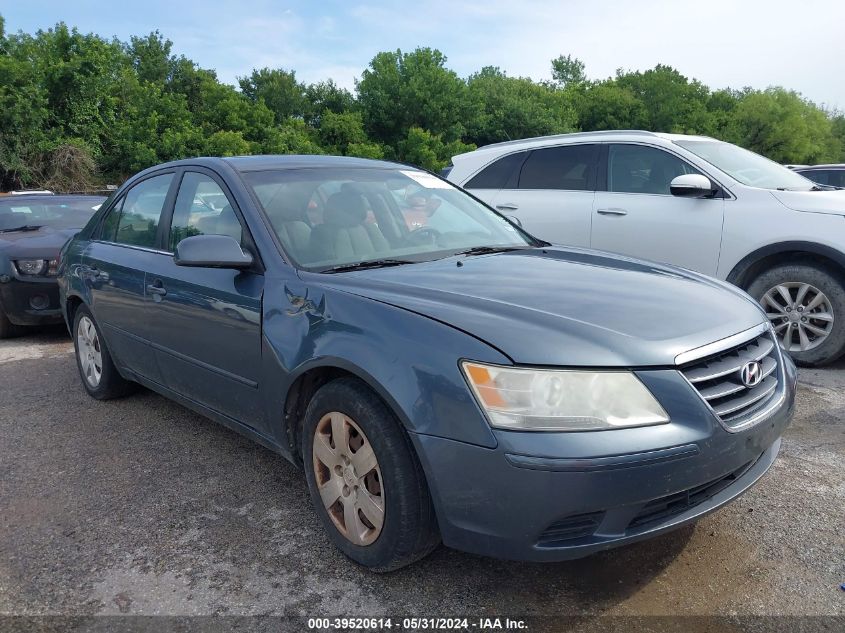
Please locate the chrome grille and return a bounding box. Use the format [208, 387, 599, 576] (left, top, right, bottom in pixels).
[679, 330, 781, 428]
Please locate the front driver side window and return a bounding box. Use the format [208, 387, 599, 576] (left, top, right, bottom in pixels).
[608, 144, 701, 195]
[170, 172, 243, 250]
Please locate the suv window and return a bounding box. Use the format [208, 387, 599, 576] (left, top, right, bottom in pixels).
[102, 173, 174, 247]
[608, 144, 701, 195]
[170, 172, 242, 250]
[518, 145, 598, 191]
[465, 152, 527, 189]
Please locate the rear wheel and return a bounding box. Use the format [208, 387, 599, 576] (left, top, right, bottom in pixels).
[302, 377, 440, 572]
[73, 305, 136, 399]
[747, 263, 845, 366]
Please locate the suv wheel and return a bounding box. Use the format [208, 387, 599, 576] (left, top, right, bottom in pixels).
[302, 377, 440, 572]
[73, 305, 136, 399]
[747, 263, 845, 366]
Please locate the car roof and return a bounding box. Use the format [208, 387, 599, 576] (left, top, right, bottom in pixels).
[145, 155, 412, 174]
[795, 164, 845, 170]
[452, 130, 718, 162]
[0, 194, 106, 204]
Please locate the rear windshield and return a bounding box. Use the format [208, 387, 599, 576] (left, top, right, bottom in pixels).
[0, 197, 105, 231]
[241, 167, 534, 271]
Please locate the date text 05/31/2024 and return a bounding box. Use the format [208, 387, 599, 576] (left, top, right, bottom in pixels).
[307, 618, 528, 630]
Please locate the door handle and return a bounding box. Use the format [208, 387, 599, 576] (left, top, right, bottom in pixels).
[596, 208, 628, 216]
[146, 281, 167, 297]
[496, 203, 519, 211]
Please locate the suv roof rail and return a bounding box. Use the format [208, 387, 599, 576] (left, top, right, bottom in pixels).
[478, 130, 659, 151]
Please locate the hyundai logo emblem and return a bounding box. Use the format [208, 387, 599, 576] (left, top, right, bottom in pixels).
[740, 361, 763, 388]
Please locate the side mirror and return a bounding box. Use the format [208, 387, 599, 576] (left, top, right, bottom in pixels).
[670, 174, 716, 198]
[505, 214, 523, 228]
[174, 234, 253, 269]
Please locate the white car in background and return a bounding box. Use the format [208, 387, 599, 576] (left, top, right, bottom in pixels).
[447, 131, 845, 366]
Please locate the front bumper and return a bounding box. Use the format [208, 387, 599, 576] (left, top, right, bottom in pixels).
[411, 356, 797, 562]
[0, 275, 64, 326]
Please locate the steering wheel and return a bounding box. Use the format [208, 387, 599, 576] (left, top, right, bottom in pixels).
[405, 227, 442, 245]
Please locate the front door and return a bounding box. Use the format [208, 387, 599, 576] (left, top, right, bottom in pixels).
[142, 170, 265, 428]
[590, 143, 724, 275]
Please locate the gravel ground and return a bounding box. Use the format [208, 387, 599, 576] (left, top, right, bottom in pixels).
[0, 328, 842, 627]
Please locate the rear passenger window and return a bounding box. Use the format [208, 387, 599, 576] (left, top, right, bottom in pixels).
[518, 145, 598, 191]
[465, 152, 527, 189]
[169, 172, 242, 250]
[105, 174, 174, 247]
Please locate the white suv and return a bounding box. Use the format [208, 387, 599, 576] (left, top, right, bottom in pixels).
[447, 131, 845, 366]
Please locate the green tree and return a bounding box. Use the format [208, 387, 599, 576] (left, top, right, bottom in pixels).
[317, 110, 383, 157]
[128, 31, 172, 85]
[725, 88, 841, 163]
[467, 66, 576, 146]
[615, 64, 712, 133]
[574, 81, 647, 131]
[303, 80, 355, 126]
[550, 54, 587, 88]
[397, 126, 475, 171]
[357, 48, 476, 146]
[239, 67, 305, 124]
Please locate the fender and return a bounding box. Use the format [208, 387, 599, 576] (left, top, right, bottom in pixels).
[726, 241, 845, 288]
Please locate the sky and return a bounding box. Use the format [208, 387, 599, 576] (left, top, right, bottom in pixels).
[2, 0, 844, 110]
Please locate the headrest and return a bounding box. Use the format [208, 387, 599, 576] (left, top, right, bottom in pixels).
[264, 197, 305, 222]
[324, 192, 367, 227]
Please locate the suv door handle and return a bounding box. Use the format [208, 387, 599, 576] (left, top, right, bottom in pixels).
[146, 281, 167, 297]
[596, 208, 628, 216]
[496, 203, 519, 211]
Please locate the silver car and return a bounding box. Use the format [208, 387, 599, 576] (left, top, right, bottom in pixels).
[448, 131, 845, 366]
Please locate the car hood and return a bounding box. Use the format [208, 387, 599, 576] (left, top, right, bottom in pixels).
[770, 189, 845, 215]
[314, 247, 768, 367]
[0, 226, 80, 257]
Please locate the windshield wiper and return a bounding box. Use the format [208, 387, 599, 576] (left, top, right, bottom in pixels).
[0, 224, 43, 233]
[321, 258, 416, 273]
[454, 245, 530, 257]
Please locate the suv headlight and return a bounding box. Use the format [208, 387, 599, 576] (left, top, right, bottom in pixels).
[14, 258, 58, 276]
[462, 361, 670, 431]
[15, 259, 47, 275]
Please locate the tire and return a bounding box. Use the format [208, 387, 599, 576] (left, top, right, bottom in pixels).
[302, 377, 440, 572]
[72, 304, 136, 399]
[747, 263, 845, 366]
[0, 302, 24, 339]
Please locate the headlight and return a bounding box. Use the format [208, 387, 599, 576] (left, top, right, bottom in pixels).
[15, 259, 47, 276]
[462, 361, 670, 431]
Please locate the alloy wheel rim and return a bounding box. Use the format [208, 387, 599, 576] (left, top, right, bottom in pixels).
[312, 411, 385, 546]
[759, 282, 834, 352]
[77, 316, 103, 387]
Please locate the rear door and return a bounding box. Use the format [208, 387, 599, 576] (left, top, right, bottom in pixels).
[473, 144, 599, 247]
[590, 143, 725, 275]
[83, 172, 177, 380]
[141, 169, 265, 428]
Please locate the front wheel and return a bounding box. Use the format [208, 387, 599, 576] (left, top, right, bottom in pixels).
[747, 263, 845, 366]
[302, 377, 440, 572]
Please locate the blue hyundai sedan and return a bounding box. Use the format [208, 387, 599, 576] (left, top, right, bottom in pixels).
[58, 156, 796, 571]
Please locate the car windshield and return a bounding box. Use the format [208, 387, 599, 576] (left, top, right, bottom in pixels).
[673, 140, 816, 191]
[0, 197, 104, 231]
[242, 167, 537, 271]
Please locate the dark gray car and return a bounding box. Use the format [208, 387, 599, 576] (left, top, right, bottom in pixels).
[58, 156, 796, 571]
[0, 195, 104, 337]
